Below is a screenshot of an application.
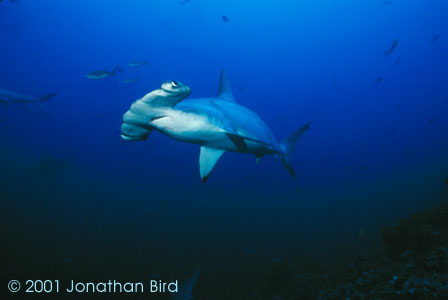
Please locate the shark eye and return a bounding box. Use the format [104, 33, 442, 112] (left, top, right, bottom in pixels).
[171, 81, 179, 88]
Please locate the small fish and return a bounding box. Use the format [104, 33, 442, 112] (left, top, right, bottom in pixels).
[171, 266, 200, 300]
[431, 34, 440, 43]
[123, 78, 139, 84]
[222, 15, 229, 22]
[395, 57, 400, 65]
[95, 112, 106, 120]
[358, 228, 366, 239]
[405, 149, 412, 156]
[62, 258, 73, 264]
[376, 76, 382, 84]
[384, 39, 399, 56]
[86, 65, 122, 79]
[128, 61, 147, 68]
[427, 117, 435, 125]
[30, 155, 74, 175]
[0, 88, 57, 105]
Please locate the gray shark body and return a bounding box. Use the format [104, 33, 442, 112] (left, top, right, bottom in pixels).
[121, 70, 310, 182]
[0, 88, 56, 106]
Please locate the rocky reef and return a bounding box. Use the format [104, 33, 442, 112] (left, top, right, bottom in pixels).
[264, 203, 448, 300]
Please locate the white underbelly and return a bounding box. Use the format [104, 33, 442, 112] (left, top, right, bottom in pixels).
[151, 111, 225, 144]
[151, 111, 271, 154]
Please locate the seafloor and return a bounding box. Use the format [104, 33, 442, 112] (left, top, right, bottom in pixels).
[263, 201, 448, 300]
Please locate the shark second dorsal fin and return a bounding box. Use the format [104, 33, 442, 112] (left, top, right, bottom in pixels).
[217, 70, 236, 102]
[199, 147, 225, 182]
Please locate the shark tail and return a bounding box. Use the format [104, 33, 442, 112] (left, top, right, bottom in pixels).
[39, 92, 57, 103]
[279, 122, 311, 178]
[112, 65, 123, 75]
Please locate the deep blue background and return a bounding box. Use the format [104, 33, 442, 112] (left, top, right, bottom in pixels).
[1, 0, 447, 298]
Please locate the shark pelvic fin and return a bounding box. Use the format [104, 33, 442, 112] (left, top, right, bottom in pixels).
[217, 70, 236, 102]
[199, 146, 225, 182]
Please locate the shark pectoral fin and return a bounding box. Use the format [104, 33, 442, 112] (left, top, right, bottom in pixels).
[199, 147, 225, 182]
[0, 99, 9, 106]
[256, 155, 263, 165]
[217, 70, 236, 102]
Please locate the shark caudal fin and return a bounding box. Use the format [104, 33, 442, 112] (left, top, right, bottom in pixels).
[111, 65, 123, 76]
[39, 92, 57, 103]
[279, 122, 311, 178]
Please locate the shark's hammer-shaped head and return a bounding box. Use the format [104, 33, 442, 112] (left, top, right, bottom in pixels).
[121, 80, 191, 141]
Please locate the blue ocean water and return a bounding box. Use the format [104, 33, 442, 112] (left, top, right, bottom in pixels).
[1, 0, 447, 299]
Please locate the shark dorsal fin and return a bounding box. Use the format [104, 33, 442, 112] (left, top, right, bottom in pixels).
[217, 70, 236, 102]
[199, 147, 225, 182]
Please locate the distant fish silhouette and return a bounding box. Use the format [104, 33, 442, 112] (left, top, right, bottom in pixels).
[395, 57, 400, 65]
[384, 39, 399, 56]
[358, 228, 366, 239]
[123, 78, 139, 84]
[128, 61, 147, 68]
[376, 76, 382, 84]
[427, 117, 435, 125]
[170, 266, 200, 300]
[62, 258, 73, 264]
[86, 65, 123, 79]
[222, 15, 229, 22]
[94, 112, 106, 120]
[431, 34, 440, 43]
[30, 155, 74, 175]
[0, 88, 57, 106]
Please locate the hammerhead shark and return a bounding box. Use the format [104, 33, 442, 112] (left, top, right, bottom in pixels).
[121, 70, 310, 182]
[0, 88, 56, 106]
